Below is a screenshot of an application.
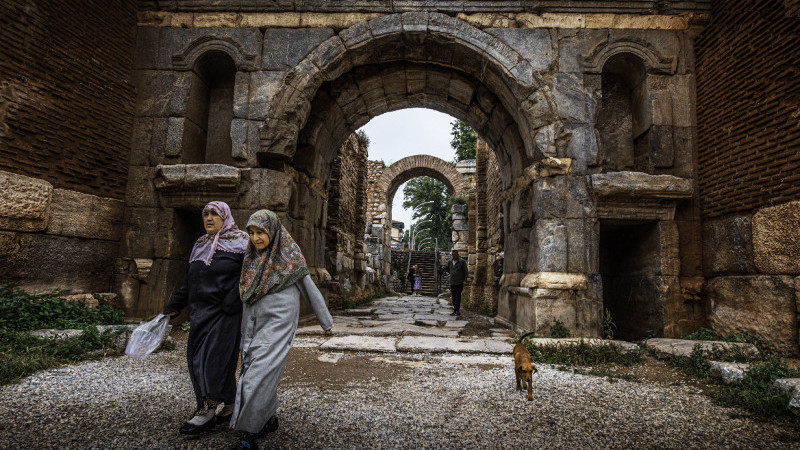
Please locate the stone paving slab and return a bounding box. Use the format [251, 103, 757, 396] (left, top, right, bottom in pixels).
[320, 336, 397, 352]
[644, 338, 758, 359]
[413, 314, 456, 321]
[444, 320, 468, 328]
[415, 320, 439, 326]
[378, 314, 415, 320]
[396, 336, 512, 354]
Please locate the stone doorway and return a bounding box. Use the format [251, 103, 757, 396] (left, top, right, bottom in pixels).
[599, 220, 670, 340]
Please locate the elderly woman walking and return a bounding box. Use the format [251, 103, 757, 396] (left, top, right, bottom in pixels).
[231, 210, 333, 450]
[162, 201, 249, 435]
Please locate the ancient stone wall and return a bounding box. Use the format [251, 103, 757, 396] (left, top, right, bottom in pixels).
[694, 0, 800, 354]
[325, 134, 369, 308]
[0, 0, 138, 199]
[0, 1, 137, 297]
[695, 0, 800, 219]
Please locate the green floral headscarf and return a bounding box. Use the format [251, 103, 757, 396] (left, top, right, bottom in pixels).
[239, 210, 310, 304]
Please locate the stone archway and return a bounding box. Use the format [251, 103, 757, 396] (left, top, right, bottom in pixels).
[367, 155, 469, 277]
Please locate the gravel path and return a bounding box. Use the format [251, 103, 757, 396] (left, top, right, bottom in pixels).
[1, 335, 798, 449]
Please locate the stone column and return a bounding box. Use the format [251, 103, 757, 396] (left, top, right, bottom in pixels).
[451, 203, 468, 252]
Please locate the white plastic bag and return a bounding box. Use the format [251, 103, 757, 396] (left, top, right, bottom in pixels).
[125, 314, 170, 360]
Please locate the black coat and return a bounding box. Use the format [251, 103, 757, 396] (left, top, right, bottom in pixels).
[448, 258, 468, 285]
[164, 250, 243, 407]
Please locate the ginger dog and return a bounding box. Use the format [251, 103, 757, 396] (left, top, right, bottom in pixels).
[513, 332, 538, 401]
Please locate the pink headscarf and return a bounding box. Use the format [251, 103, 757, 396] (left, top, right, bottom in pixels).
[189, 201, 249, 265]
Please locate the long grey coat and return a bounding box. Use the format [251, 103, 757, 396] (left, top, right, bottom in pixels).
[230, 274, 333, 433]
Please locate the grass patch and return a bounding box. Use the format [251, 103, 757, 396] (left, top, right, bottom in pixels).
[0, 283, 127, 385]
[681, 327, 766, 351]
[525, 338, 642, 367]
[671, 344, 800, 423]
[0, 327, 119, 385]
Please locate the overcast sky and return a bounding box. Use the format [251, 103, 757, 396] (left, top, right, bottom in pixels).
[357, 108, 457, 229]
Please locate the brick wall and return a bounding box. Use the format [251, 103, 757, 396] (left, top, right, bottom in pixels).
[0, 0, 138, 199]
[695, 0, 800, 219]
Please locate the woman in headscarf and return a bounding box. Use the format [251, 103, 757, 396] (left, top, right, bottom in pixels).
[162, 201, 249, 436]
[231, 209, 333, 450]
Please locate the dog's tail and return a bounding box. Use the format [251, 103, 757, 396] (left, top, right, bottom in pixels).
[515, 331, 536, 345]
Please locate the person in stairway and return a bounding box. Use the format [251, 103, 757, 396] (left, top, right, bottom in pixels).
[231, 210, 334, 450]
[448, 250, 469, 316]
[407, 264, 416, 295]
[162, 201, 249, 436]
[412, 264, 422, 295]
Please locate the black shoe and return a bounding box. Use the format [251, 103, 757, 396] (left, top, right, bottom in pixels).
[450, 311, 458, 316]
[232, 433, 258, 450]
[179, 418, 215, 435]
[257, 416, 279, 438]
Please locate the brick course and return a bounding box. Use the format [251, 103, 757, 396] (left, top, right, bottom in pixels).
[0, 0, 138, 199]
[695, 0, 800, 219]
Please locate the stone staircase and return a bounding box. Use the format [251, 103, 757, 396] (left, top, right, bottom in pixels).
[408, 250, 440, 295]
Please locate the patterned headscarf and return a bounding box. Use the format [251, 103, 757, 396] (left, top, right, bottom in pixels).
[239, 210, 310, 304]
[189, 201, 249, 266]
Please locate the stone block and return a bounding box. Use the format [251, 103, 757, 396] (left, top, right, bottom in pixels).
[702, 215, 756, 276]
[165, 117, 185, 157]
[120, 207, 199, 260]
[46, 190, 124, 241]
[521, 272, 587, 290]
[241, 168, 293, 211]
[485, 28, 553, 72]
[134, 27, 160, 70]
[708, 276, 798, 354]
[532, 288, 577, 336]
[233, 71, 250, 119]
[752, 201, 800, 275]
[262, 28, 334, 70]
[135, 71, 193, 117]
[248, 71, 284, 120]
[557, 29, 608, 73]
[0, 170, 53, 232]
[0, 232, 119, 294]
[589, 171, 693, 199]
[533, 220, 567, 273]
[710, 361, 748, 384]
[135, 258, 190, 318]
[645, 338, 759, 359]
[129, 117, 155, 166]
[563, 124, 599, 173]
[553, 73, 594, 124]
[154, 164, 241, 192]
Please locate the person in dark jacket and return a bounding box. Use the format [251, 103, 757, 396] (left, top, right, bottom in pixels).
[162, 201, 249, 436]
[448, 249, 468, 316]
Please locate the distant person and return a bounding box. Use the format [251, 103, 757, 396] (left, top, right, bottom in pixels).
[407, 264, 416, 295]
[448, 250, 468, 316]
[162, 201, 248, 436]
[231, 210, 333, 450]
[412, 264, 422, 295]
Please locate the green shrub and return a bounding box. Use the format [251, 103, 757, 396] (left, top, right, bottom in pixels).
[525, 339, 642, 367]
[602, 308, 616, 340]
[681, 327, 766, 351]
[0, 283, 125, 331]
[670, 344, 712, 379]
[550, 319, 571, 338]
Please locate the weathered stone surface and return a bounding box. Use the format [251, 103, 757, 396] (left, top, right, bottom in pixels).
[240, 168, 294, 211]
[527, 337, 639, 353]
[320, 335, 397, 352]
[0, 170, 53, 232]
[702, 215, 756, 275]
[752, 200, 800, 275]
[709, 361, 749, 384]
[396, 336, 511, 354]
[0, 232, 119, 294]
[485, 28, 553, 72]
[708, 276, 798, 354]
[644, 338, 759, 359]
[774, 378, 800, 413]
[553, 73, 594, 123]
[154, 164, 241, 191]
[46, 189, 124, 241]
[263, 28, 334, 70]
[521, 272, 587, 290]
[589, 172, 693, 199]
[247, 71, 284, 120]
[533, 220, 567, 272]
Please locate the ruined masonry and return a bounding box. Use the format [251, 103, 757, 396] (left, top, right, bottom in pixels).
[1, 1, 798, 355]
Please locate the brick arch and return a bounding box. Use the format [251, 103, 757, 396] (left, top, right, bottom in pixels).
[375, 155, 468, 209]
[258, 12, 561, 188]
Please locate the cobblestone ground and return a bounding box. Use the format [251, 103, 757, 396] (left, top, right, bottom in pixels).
[0, 295, 798, 449]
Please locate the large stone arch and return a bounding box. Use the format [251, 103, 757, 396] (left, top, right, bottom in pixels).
[258, 12, 561, 189]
